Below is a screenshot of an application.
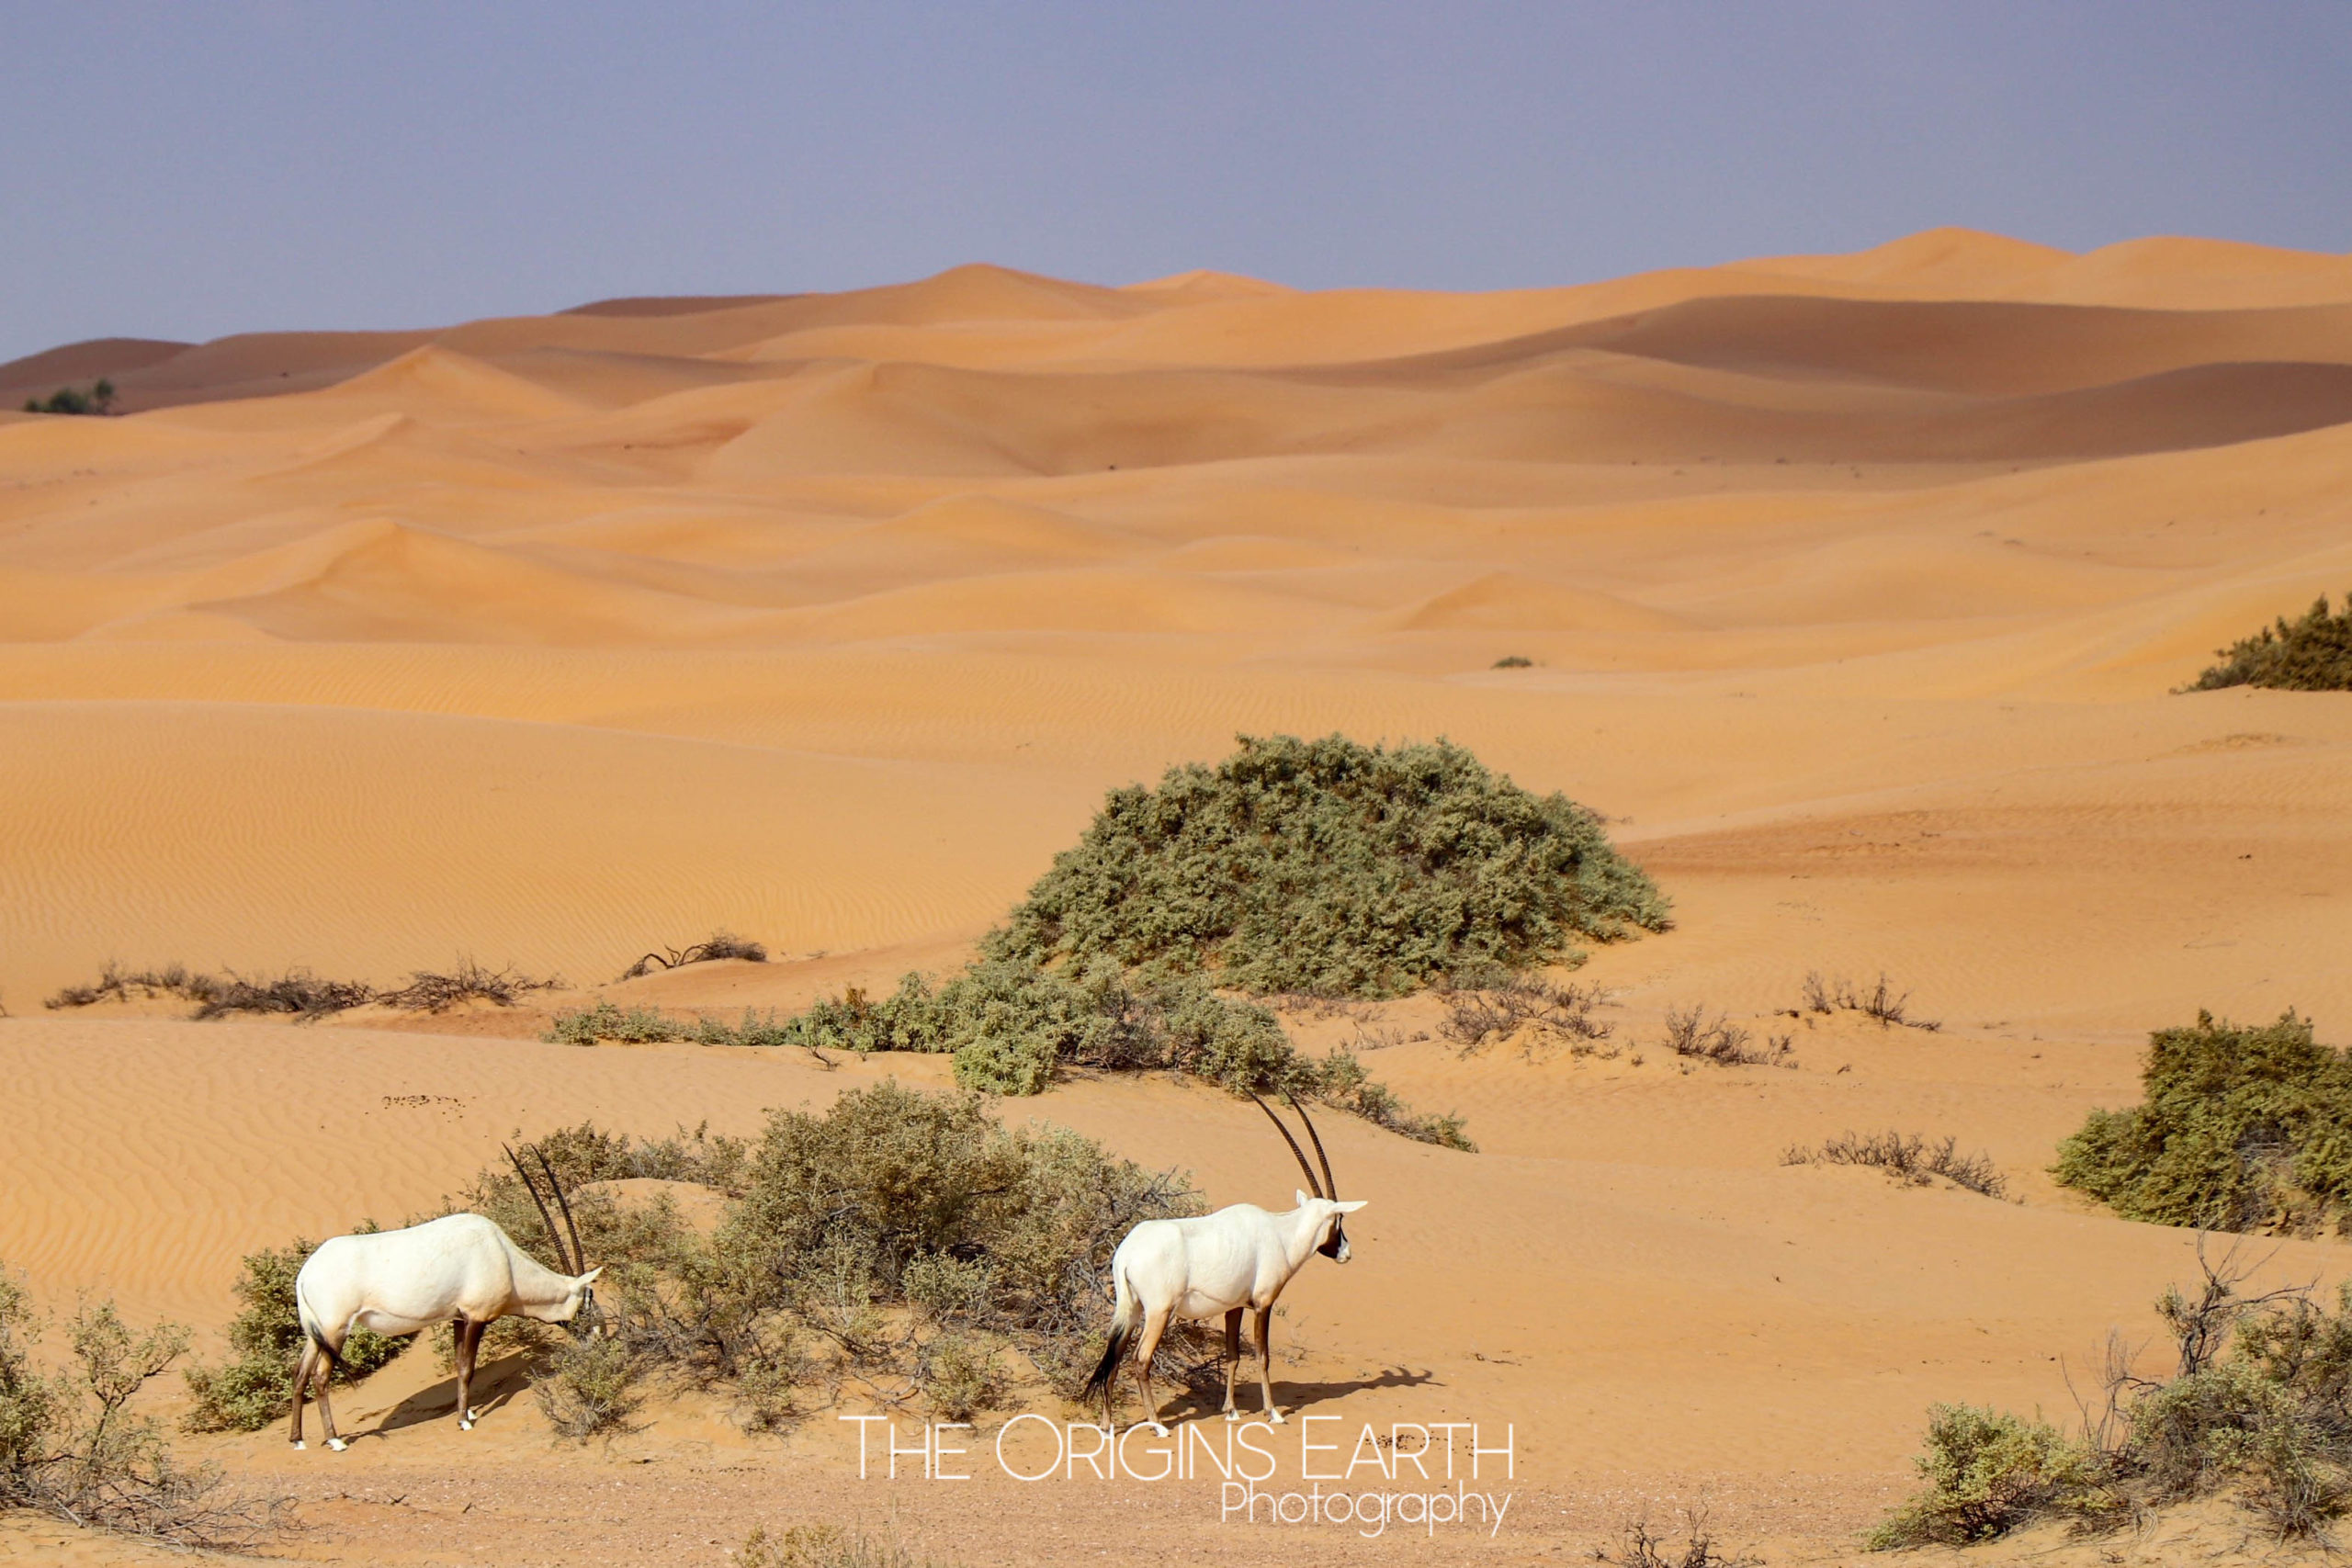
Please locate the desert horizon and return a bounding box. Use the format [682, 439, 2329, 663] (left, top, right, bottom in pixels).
[5, 222, 2352, 1565]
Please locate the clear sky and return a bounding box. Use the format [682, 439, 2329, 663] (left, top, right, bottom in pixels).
[3, 2, 2347, 364]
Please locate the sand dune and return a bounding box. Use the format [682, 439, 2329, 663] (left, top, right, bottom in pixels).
[6, 230, 2352, 1563]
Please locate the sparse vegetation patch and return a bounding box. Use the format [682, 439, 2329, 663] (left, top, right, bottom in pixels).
[2053, 1009, 2352, 1234]
[20, 378, 116, 416]
[1782, 1130, 2007, 1198]
[1797, 971, 1939, 1031]
[45, 959, 557, 1021]
[2184, 593, 2352, 693]
[984, 733, 1668, 998]
[1439, 974, 1612, 1055]
[1661, 1005, 1792, 1067]
[546, 959, 1476, 1149]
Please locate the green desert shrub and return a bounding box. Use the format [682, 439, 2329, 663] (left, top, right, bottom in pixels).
[499, 1090, 1197, 1418]
[2052, 1010, 2352, 1233]
[21, 378, 116, 416]
[3, 1263, 277, 1546]
[1867, 1404, 2109, 1547]
[1872, 1256, 2352, 1546]
[181, 1233, 407, 1432]
[546, 960, 1476, 1149]
[2185, 593, 2352, 692]
[533, 1337, 644, 1440]
[983, 732, 1668, 997]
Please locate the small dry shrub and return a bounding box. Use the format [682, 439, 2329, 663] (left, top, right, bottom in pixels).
[376, 959, 560, 1012]
[618, 930, 769, 981]
[1799, 971, 1939, 1031]
[1595, 1506, 1761, 1567]
[1441, 974, 1611, 1055]
[1661, 1005, 1790, 1066]
[547, 961, 1477, 1149]
[1783, 1131, 2007, 1199]
[741, 1523, 951, 1568]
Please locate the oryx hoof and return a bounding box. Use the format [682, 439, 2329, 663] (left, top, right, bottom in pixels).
[1148, 1422, 1169, 1438]
[325, 1437, 348, 1452]
[458, 1416, 474, 1431]
[1267, 1411, 1288, 1425]
[1223, 1409, 1241, 1423]
[290, 1439, 305, 1451]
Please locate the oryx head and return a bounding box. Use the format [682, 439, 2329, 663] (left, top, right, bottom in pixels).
[1251, 1091, 1368, 1263]
[506, 1143, 607, 1338]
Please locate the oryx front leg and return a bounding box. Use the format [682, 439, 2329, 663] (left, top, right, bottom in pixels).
[1254, 1306, 1284, 1423]
[1128, 1305, 1172, 1436]
[1221, 1307, 1244, 1420]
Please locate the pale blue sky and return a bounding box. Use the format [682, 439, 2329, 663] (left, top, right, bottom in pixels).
[3, 3, 2347, 363]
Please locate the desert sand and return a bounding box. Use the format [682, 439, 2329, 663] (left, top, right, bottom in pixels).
[4, 228, 2352, 1564]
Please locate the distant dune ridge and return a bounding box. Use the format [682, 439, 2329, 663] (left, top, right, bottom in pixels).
[3, 225, 2351, 1012]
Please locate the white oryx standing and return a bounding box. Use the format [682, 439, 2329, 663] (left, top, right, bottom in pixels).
[1085, 1091, 1365, 1431]
[288, 1145, 603, 1450]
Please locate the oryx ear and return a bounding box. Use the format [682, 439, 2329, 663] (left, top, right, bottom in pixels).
[1336, 1200, 1367, 1213]
[578, 1266, 604, 1286]
[1296, 1190, 1315, 1210]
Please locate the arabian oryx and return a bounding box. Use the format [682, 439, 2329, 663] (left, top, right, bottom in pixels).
[1084, 1091, 1365, 1431]
[288, 1145, 603, 1450]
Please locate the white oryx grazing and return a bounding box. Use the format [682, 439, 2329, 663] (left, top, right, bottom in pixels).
[1085, 1091, 1365, 1431]
[288, 1145, 603, 1450]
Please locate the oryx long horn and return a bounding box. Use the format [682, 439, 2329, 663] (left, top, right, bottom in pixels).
[504, 1144, 571, 1271]
[532, 1145, 586, 1278]
[1283, 1090, 1338, 1202]
[1249, 1092, 1324, 1201]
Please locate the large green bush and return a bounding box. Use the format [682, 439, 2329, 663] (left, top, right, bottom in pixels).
[2052, 1010, 2352, 1233]
[2185, 594, 2352, 692]
[983, 733, 1668, 997]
